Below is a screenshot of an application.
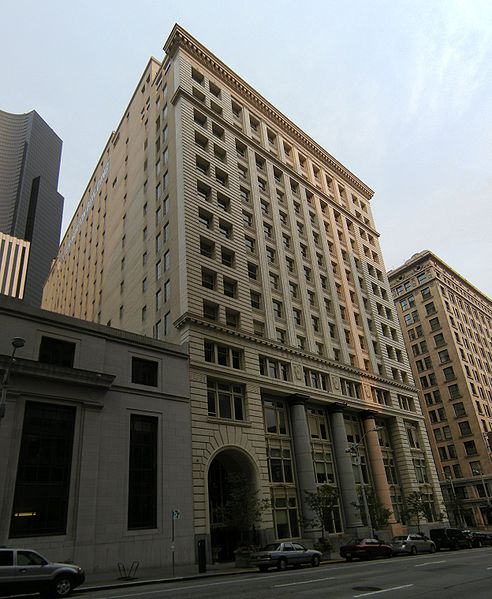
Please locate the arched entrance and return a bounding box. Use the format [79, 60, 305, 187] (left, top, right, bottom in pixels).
[208, 448, 257, 562]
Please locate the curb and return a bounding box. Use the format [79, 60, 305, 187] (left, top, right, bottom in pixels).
[76, 559, 345, 593]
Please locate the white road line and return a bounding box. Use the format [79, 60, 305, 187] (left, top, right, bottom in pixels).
[415, 560, 447, 567]
[487, 566, 492, 570]
[353, 584, 414, 597]
[100, 576, 266, 598]
[274, 576, 336, 587]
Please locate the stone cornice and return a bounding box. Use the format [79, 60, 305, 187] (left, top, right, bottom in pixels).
[174, 312, 418, 394]
[164, 24, 374, 200]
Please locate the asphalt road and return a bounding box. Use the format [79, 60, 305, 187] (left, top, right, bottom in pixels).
[75, 547, 492, 599]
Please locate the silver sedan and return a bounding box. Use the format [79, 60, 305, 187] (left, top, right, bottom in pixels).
[250, 542, 322, 572]
[391, 534, 436, 555]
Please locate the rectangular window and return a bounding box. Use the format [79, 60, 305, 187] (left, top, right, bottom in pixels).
[38, 336, 76, 368]
[128, 415, 157, 529]
[10, 402, 76, 537]
[131, 357, 158, 386]
[207, 379, 245, 421]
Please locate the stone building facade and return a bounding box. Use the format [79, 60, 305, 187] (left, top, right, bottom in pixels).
[42, 25, 444, 557]
[0, 295, 194, 572]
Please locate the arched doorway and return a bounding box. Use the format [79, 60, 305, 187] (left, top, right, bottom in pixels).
[208, 448, 257, 562]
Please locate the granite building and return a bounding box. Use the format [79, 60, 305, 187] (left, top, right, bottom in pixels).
[0, 109, 64, 305]
[43, 25, 443, 557]
[389, 251, 492, 528]
[0, 295, 194, 573]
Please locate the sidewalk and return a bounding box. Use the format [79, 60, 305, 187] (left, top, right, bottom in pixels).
[77, 558, 344, 593]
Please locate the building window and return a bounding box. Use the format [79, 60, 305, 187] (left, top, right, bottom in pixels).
[10, 402, 76, 537]
[204, 341, 242, 368]
[207, 378, 245, 420]
[131, 357, 158, 387]
[304, 368, 329, 390]
[38, 336, 75, 368]
[272, 491, 300, 539]
[264, 399, 288, 435]
[267, 443, 293, 483]
[259, 356, 290, 380]
[340, 379, 361, 399]
[128, 415, 157, 529]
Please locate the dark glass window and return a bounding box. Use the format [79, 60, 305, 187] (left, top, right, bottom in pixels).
[10, 402, 76, 537]
[128, 415, 158, 529]
[131, 357, 158, 386]
[38, 336, 75, 368]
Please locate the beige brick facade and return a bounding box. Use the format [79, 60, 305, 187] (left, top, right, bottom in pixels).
[389, 251, 492, 529]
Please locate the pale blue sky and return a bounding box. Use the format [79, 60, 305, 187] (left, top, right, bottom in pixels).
[2, 0, 491, 295]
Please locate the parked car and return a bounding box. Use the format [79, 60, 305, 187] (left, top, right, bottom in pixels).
[250, 542, 321, 572]
[0, 548, 85, 597]
[340, 538, 393, 561]
[390, 534, 436, 555]
[461, 530, 492, 547]
[429, 528, 472, 551]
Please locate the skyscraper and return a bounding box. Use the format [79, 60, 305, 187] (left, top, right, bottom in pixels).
[389, 251, 492, 528]
[0, 109, 64, 305]
[43, 25, 443, 556]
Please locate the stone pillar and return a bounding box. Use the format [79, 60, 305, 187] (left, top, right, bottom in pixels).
[330, 408, 363, 529]
[362, 416, 396, 525]
[288, 394, 318, 535]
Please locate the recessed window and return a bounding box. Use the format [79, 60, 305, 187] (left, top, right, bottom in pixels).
[131, 357, 158, 387]
[38, 336, 75, 368]
[191, 67, 204, 85]
[209, 81, 221, 97]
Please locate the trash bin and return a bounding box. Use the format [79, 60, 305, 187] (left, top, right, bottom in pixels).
[197, 539, 206, 573]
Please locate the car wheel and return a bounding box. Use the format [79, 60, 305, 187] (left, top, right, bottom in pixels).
[277, 558, 287, 571]
[258, 566, 268, 573]
[476, 540, 483, 548]
[429, 544, 436, 553]
[345, 555, 353, 562]
[410, 546, 418, 556]
[51, 575, 74, 597]
[311, 555, 320, 567]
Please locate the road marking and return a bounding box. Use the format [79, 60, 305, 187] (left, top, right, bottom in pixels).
[487, 567, 492, 570]
[415, 560, 446, 567]
[353, 584, 413, 597]
[274, 576, 336, 587]
[100, 576, 269, 598]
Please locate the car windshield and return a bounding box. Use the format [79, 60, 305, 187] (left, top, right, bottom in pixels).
[392, 536, 407, 541]
[261, 544, 281, 551]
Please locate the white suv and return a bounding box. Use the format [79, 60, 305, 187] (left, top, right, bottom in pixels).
[0, 548, 85, 597]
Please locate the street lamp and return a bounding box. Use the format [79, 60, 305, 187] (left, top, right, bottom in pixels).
[472, 466, 490, 508]
[346, 425, 383, 538]
[0, 337, 25, 421]
[445, 476, 464, 527]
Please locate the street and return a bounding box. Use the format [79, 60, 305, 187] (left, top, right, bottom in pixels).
[76, 547, 492, 599]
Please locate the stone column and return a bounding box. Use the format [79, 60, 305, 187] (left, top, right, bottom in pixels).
[288, 394, 318, 534]
[330, 408, 363, 529]
[362, 416, 396, 525]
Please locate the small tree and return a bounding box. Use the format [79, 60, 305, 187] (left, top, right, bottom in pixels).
[221, 472, 269, 547]
[404, 491, 430, 532]
[304, 485, 339, 546]
[352, 488, 392, 530]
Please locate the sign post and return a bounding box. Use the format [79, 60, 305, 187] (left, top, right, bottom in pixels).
[171, 509, 181, 577]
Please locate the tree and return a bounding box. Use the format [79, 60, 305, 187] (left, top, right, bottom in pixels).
[404, 491, 431, 531]
[304, 485, 339, 540]
[221, 472, 270, 546]
[352, 488, 393, 530]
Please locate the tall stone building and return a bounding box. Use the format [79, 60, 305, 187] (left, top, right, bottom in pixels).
[389, 251, 492, 528]
[43, 25, 443, 557]
[0, 109, 64, 305]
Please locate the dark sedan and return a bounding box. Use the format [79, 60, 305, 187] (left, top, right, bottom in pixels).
[340, 538, 393, 561]
[250, 542, 321, 572]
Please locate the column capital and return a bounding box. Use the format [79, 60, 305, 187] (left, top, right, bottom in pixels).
[326, 401, 348, 414]
[361, 410, 380, 421]
[287, 393, 310, 407]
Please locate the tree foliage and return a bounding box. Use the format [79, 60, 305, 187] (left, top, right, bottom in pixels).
[304, 485, 339, 539]
[353, 488, 393, 530]
[221, 472, 270, 545]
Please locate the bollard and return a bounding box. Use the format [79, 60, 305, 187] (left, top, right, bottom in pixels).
[197, 539, 207, 573]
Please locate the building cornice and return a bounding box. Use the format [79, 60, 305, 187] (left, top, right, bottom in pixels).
[164, 24, 374, 200]
[175, 312, 418, 394]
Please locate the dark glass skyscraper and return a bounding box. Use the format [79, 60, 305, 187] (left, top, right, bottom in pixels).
[0, 109, 63, 305]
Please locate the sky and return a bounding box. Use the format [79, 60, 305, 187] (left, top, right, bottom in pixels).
[2, 0, 491, 297]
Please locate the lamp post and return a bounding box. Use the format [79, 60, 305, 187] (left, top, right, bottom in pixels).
[446, 476, 464, 527]
[0, 337, 25, 421]
[472, 466, 490, 508]
[346, 426, 382, 538]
